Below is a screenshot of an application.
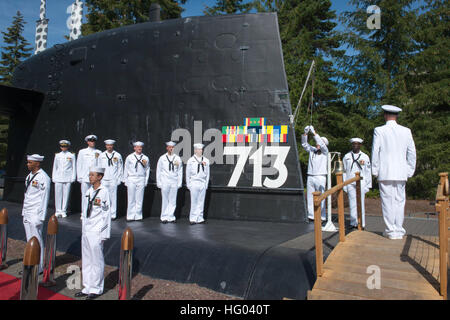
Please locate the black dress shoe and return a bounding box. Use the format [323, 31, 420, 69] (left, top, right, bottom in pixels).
[308, 218, 314, 223]
[86, 293, 100, 300]
[74, 292, 88, 298]
[170, 220, 177, 223]
[198, 221, 206, 224]
[161, 220, 168, 224]
[190, 222, 196, 225]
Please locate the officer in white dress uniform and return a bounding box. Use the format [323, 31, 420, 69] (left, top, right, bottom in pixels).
[371, 105, 416, 240]
[75, 167, 111, 300]
[156, 141, 183, 223]
[22, 154, 51, 273]
[52, 140, 76, 218]
[186, 143, 210, 224]
[301, 126, 329, 222]
[343, 138, 372, 228]
[99, 139, 123, 220]
[77, 135, 101, 216]
[123, 142, 150, 221]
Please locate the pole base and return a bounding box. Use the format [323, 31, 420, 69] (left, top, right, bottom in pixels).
[322, 220, 338, 232]
[0, 263, 8, 270]
[40, 280, 56, 287]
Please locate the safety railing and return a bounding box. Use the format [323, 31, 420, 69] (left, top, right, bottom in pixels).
[435, 172, 449, 300]
[313, 172, 363, 277]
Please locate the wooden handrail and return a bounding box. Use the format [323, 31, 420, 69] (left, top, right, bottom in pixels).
[313, 172, 363, 278]
[435, 172, 449, 300]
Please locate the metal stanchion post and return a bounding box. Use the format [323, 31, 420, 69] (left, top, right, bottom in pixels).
[41, 215, 58, 287]
[20, 237, 41, 300]
[118, 227, 134, 300]
[0, 208, 8, 270]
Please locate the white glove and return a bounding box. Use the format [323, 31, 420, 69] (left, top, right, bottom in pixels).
[304, 126, 310, 134]
[309, 126, 316, 135]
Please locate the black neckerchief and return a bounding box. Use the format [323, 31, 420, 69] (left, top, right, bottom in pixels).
[134, 154, 145, 171]
[166, 154, 175, 171]
[105, 151, 115, 167]
[194, 156, 204, 173]
[25, 171, 40, 194]
[351, 152, 362, 171]
[86, 188, 101, 218]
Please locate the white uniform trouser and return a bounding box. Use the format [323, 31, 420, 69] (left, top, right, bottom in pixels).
[23, 216, 44, 273]
[81, 231, 104, 295]
[80, 182, 91, 216]
[347, 184, 366, 227]
[379, 181, 406, 238]
[103, 180, 117, 219]
[160, 182, 178, 222]
[126, 177, 145, 220]
[306, 175, 327, 220]
[189, 181, 206, 223]
[55, 182, 71, 215]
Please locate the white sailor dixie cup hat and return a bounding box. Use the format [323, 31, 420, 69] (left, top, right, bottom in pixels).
[85, 134, 98, 141]
[104, 139, 116, 145]
[381, 105, 402, 113]
[320, 137, 329, 146]
[133, 141, 144, 147]
[193, 143, 204, 149]
[350, 138, 363, 144]
[166, 141, 176, 147]
[89, 166, 105, 174]
[27, 154, 44, 162]
[59, 140, 71, 146]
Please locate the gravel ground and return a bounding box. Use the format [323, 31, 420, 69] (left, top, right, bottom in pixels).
[1, 239, 240, 300]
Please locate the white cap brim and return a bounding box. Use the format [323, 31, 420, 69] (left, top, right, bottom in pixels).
[381, 105, 402, 113]
[104, 139, 116, 145]
[89, 166, 105, 174]
[133, 142, 144, 147]
[27, 154, 44, 162]
[166, 141, 176, 147]
[85, 135, 98, 141]
[193, 143, 204, 149]
[350, 138, 363, 144]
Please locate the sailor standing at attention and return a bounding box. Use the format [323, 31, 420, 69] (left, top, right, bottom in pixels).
[52, 140, 76, 218]
[74, 167, 111, 300]
[123, 142, 150, 221]
[156, 141, 183, 223]
[343, 138, 372, 229]
[301, 125, 329, 223]
[22, 154, 51, 273]
[99, 139, 123, 220]
[186, 143, 210, 225]
[371, 105, 416, 240]
[77, 135, 101, 216]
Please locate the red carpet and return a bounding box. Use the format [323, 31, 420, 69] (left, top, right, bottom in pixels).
[0, 271, 73, 300]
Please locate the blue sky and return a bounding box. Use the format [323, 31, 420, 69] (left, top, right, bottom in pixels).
[0, 0, 354, 51]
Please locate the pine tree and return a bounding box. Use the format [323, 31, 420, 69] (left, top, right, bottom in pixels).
[204, 0, 253, 15]
[82, 0, 187, 36]
[0, 11, 33, 85]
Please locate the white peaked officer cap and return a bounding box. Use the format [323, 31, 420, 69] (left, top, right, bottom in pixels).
[59, 140, 71, 146]
[89, 166, 105, 174]
[320, 137, 329, 146]
[85, 134, 98, 141]
[27, 154, 44, 162]
[381, 105, 402, 113]
[133, 141, 144, 147]
[193, 143, 205, 150]
[104, 139, 116, 145]
[166, 141, 176, 147]
[350, 138, 363, 144]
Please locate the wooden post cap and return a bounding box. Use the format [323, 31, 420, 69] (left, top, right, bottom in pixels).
[335, 172, 343, 176]
[23, 237, 41, 266]
[438, 172, 448, 177]
[355, 172, 361, 176]
[121, 227, 134, 251]
[47, 215, 58, 235]
[0, 208, 8, 225]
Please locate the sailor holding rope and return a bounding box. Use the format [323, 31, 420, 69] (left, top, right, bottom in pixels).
[301, 126, 329, 223]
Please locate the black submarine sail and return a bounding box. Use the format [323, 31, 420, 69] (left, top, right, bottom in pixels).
[2, 12, 307, 222]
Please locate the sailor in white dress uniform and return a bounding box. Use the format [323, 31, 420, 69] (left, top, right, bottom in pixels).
[52, 140, 76, 218]
[22, 154, 51, 273]
[77, 135, 101, 216]
[186, 143, 210, 224]
[75, 167, 111, 300]
[156, 141, 183, 223]
[99, 139, 123, 220]
[123, 141, 150, 221]
[371, 105, 416, 240]
[301, 125, 329, 222]
[343, 138, 372, 228]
